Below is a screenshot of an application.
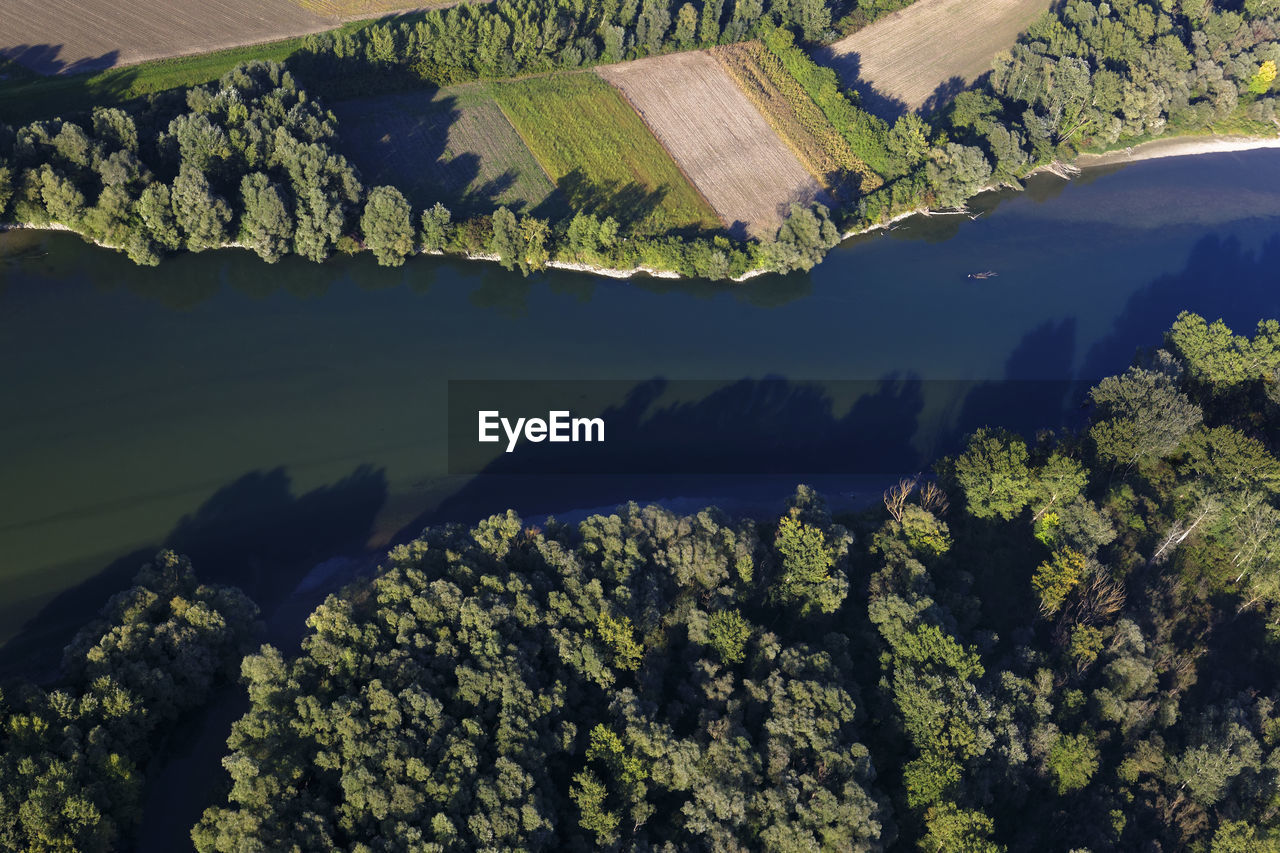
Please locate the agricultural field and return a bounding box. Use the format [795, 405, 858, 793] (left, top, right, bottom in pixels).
[490, 72, 720, 233]
[0, 0, 333, 76]
[288, 0, 440, 17]
[818, 0, 1053, 115]
[597, 52, 826, 240]
[712, 41, 882, 199]
[333, 83, 560, 219]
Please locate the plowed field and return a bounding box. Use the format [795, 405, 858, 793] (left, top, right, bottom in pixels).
[818, 0, 1052, 115]
[598, 52, 827, 240]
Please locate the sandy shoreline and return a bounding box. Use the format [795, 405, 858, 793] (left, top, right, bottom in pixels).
[1075, 134, 1280, 168]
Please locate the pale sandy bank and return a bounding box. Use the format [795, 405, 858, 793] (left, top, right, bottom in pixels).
[1076, 134, 1280, 168]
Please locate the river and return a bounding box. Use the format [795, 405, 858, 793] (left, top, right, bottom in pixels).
[3, 150, 1280, 667]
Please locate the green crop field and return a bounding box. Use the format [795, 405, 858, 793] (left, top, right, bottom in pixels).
[332, 82, 560, 218]
[489, 72, 720, 233]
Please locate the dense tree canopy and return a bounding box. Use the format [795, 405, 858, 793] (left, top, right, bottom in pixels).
[0, 553, 258, 852]
[3, 315, 1280, 850]
[184, 312, 1280, 851]
[193, 495, 889, 851]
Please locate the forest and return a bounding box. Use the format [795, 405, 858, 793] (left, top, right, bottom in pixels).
[4, 311, 1280, 851]
[0, 0, 1276, 274]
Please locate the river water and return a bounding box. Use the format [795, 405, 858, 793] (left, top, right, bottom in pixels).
[3, 150, 1280, 661]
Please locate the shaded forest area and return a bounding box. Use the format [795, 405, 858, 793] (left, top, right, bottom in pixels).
[6, 311, 1280, 851]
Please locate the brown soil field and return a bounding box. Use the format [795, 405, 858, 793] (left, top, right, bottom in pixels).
[1, 0, 333, 75]
[818, 0, 1053, 115]
[712, 41, 881, 198]
[598, 52, 827, 240]
[332, 82, 560, 218]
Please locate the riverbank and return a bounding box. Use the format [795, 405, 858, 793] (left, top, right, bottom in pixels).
[1, 223, 777, 282]
[1076, 134, 1280, 169]
[7, 132, 1280, 282]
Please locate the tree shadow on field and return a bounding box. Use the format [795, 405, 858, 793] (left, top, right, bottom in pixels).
[0, 48, 140, 123]
[0, 464, 388, 681]
[333, 91, 488, 217]
[0, 44, 121, 76]
[810, 49, 910, 122]
[552, 168, 673, 231]
[920, 75, 974, 117]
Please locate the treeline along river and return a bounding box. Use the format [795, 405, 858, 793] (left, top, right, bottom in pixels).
[2, 150, 1280, 669]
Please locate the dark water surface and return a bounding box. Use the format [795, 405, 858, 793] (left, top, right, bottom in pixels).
[3, 150, 1280, 661]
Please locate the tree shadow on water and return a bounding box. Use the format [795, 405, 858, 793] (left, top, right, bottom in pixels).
[0, 464, 388, 680]
[407, 375, 931, 532]
[954, 317, 1084, 439]
[1078, 231, 1280, 382]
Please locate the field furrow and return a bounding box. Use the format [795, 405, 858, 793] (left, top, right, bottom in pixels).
[712, 41, 882, 199]
[2, 0, 333, 75]
[598, 52, 827, 240]
[818, 0, 1053, 116]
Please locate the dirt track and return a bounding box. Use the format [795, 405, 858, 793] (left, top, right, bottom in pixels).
[818, 0, 1052, 115]
[1, 0, 334, 75]
[598, 52, 826, 240]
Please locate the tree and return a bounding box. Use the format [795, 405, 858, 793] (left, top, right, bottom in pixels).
[1032, 548, 1088, 614]
[921, 802, 1003, 853]
[238, 172, 293, 263]
[925, 143, 992, 208]
[707, 609, 751, 663]
[519, 214, 550, 272]
[491, 205, 524, 272]
[1089, 366, 1202, 466]
[420, 201, 452, 252]
[360, 185, 415, 266]
[1166, 313, 1280, 392]
[698, 0, 725, 44]
[635, 0, 671, 53]
[566, 211, 601, 257]
[91, 107, 138, 153]
[954, 428, 1033, 520]
[37, 164, 86, 224]
[171, 166, 231, 251]
[1248, 60, 1277, 95]
[673, 2, 698, 47]
[772, 514, 846, 615]
[0, 160, 11, 217]
[137, 184, 182, 251]
[771, 203, 840, 272]
[887, 114, 931, 173]
[1047, 732, 1100, 793]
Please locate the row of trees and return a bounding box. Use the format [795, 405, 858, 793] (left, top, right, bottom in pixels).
[942, 0, 1280, 190]
[0, 61, 775, 276]
[288, 0, 849, 95]
[3, 0, 1277, 273]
